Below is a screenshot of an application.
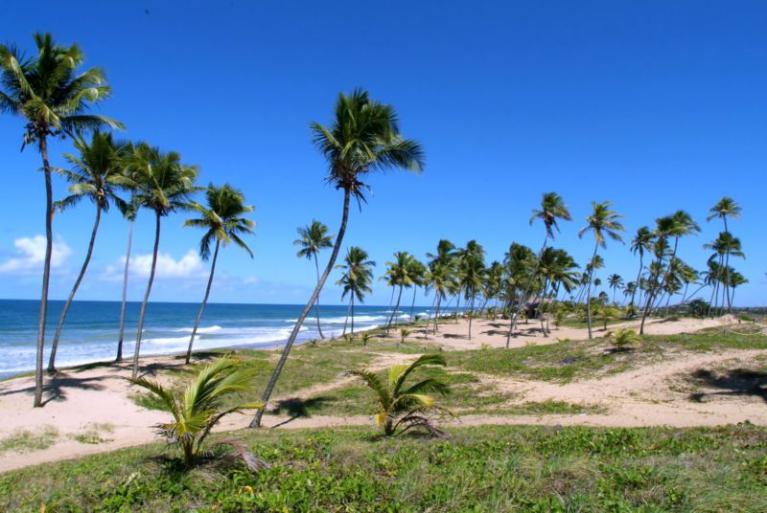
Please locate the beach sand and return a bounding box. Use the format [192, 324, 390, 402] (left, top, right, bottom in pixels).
[1, 314, 764, 473]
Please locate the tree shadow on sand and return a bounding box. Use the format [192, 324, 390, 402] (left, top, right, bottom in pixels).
[0, 373, 108, 405]
[688, 368, 767, 404]
[268, 396, 332, 428]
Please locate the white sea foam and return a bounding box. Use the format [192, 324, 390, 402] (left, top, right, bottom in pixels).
[172, 325, 223, 334]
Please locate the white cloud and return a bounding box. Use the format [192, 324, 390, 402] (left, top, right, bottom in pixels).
[0, 235, 72, 274]
[103, 249, 205, 280]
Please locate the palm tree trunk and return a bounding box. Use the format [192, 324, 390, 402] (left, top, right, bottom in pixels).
[342, 300, 351, 336]
[468, 296, 474, 339]
[116, 220, 134, 362]
[350, 294, 355, 335]
[313, 256, 325, 339]
[48, 205, 102, 372]
[630, 253, 643, 307]
[251, 190, 351, 428]
[586, 242, 599, 340]
[185, 239, 220, 364]
[132, 211, 162, 379]
[387, 286, 404, 330]
[33, 135, 53, 408]
[433, 292, 442, 333]
[409, 286, 417, 320]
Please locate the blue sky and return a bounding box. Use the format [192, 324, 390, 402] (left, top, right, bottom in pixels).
[0, 0, 765, 306]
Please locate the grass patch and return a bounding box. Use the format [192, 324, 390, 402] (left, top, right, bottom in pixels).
[0, 426, 58, 454]
[69, 424, 115, 445]
[1, 424, 766, 512]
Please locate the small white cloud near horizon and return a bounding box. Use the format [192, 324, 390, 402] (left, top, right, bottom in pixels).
[0, 235, 72, 274]
[102, 249, 205, 280]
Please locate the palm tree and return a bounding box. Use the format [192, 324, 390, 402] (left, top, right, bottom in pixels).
[294, 221, 333, 339]
[336, 246, 375, 336]
[384, 251, 417, 329]
[659, 210, 700, 307]
[578, 201, 624, 339]
[0, 33, 122, 406]
[607, 274, 624, 305]
[503, 242, 536, 344]
[252, 89, 423, 427]
[115, 145, 141, 362]
[639, 217, 673, 333]
[457, 241, 485, 339]
[350, 353, 449, 436]
[47, 132, 132, 372]
[629, 226, 653, 307]
[426, 240, 457, 332]
[407, 258, 427, 320]
[707, 197, 741, 312]
[536, 248, 579, 335]
[704, 232, 745, 313]
[130, 358, 263, 466]
[481, 261, 504, 312]
[130, 144, 198, 379]
[183, 185, 255, 364]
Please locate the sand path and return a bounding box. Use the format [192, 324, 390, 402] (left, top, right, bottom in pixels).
[0, 315, 761, 473]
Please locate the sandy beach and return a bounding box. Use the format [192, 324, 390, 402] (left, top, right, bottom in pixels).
[1, 314, 764, 473]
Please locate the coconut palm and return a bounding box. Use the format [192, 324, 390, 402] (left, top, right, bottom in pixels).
[578, 201, 625, 339]
[0, 33, 122, 406]
[503, 242, 537, 345]
[252, 89, 423, 427]
[384, 251, 417, 329]
[530, 192, 572, 243]
[607, 274, 624, 305]
[707, 197, 742, 312]
[407, 258, 427, 321]
[639, 217, 674, 333]
[350, 353, 450, 436]
[457, 241, 486, 339]
[184, 185, 255, 364]
[295, 221, 333, 339]
[47, 132, 132, 372]
[336, 246, 375, 336]
[659, 210, 700, 307]
[481, 261, 504, 312]
[130, 358, 263, 466]
[130, 145, 198, 378]
[629, 226, 653, 307]
[426, 240, 458, 332]
[704, 232, 745, 313]
[115, 146, 141, 362]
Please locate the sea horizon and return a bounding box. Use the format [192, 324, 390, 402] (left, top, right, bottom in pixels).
[0, 298, 444, 379]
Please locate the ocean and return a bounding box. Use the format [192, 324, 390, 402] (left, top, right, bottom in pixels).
[0, 299, 437, 379]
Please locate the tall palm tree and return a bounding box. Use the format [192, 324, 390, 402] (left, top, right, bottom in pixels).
[407, 258, 427, 320]
[629, 226, 653, 307]
[659, 210, 700, 307]
[184, 184, 255, 364]
[47, 132, 132, 372]
[115, 145, 141, 362]
[578, 201, 624, 339]
[130, 144, 198, 378]
[528, 193, 571, 318]
[503, 242, 536, 344]
[639, 216, 673, 333]
[384, 251, 417, 329]
[426, 240, 457, 331]
[0, 33, 121, 406]
[457, 241, 486, 339]
[294, 221, 333, 339]
[480, 261, 504, 312]
[336, 247, 375, 335]
[704, 231, 744, 314]
[706, 197, 741, 312]
[607, 274, 624, 305]
[252, 89, 423, 427]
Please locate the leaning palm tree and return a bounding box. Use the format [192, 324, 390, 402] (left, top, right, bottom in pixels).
[706, 197, 741, 312]
[115, 146, 141, 362]
[0, 33, 122, 406]
[407, 258, 427, 320]
[47, 132, 132, 372]
[607, 274, 624, 305]
[578, 201, 624, 339]
[295, 221, 333, 339]
[336, 246, 375, 336]
[251, 89, 423, 427]
[130, 144, 198, 378]
[184, 184, 255, 364]
[350, 353, 450, 436]
[457, 242, 486, 340]
[130, 357, 263, 467]
[629, 226, 653, 307]
[426, 240, 457, 332]
[384, 251, 417, 329]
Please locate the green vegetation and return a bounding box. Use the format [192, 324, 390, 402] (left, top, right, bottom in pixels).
[2, 424, 766, 512]
[130, 358, 263, 466]
[0, 426, 58, 454]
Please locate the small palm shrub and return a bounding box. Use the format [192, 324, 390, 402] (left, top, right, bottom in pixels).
[399, 328, 410, 344]
[130, 358, 263, 466]
[608, 328, 639, 350]
[361, 332, 372, 346]
[350, 354, 450, 436]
